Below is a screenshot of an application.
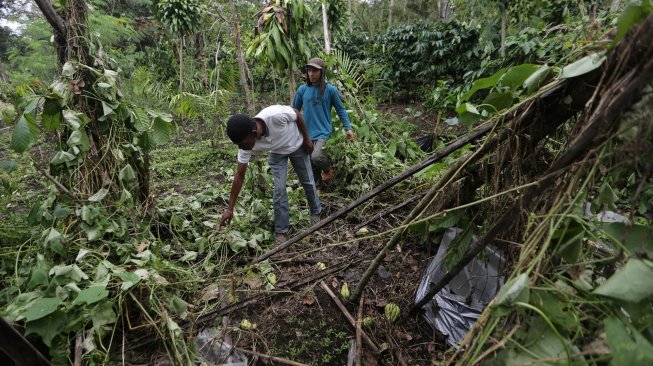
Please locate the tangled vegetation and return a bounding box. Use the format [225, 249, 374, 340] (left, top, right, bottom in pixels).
[1, 1, 652, 365]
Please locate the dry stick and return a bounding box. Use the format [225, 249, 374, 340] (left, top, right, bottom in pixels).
[235, 347, 309, 366]
[34, 163, 81, 202]
[402, 51, 653, 324]
[355, 294, 364, 366]
[252, 124, 494, 264]
[123, 261, 356, 352]
[353, 194, 422, 231]
[74, 333, 83, 366]
[319, 281, 381, 354]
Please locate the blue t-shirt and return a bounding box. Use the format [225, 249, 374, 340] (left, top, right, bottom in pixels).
[293, 83, 352, 140]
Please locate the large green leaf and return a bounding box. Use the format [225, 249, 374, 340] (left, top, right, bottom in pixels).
[603, 222, 653, 258]
[605, 316, 653, 365]
[495, 273, 530, 306]
[594, 259, 653, 303]
[150, 117, 172, 145]
[20, 297, 61, 322]
[498, 64, 540, 90]
[523, 66, 551, 94]
[92, 302, 117, 332]
[119, 164, 136, 183]
[614, 2, 652, 45]
[72, 286, 109, 306]
[11, 115, 32, 153]
[461, 68, 507, 101]
[25, 310, 67, 347]
[132, 108, 149, 132]
[42, 98, 62, 131]
[560, 53, 606, 79]
[481, 92, 514, 113]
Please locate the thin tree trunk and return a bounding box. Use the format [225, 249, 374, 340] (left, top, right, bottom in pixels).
[348, 0, 353, 32]
[322, 2, 331, 54]
[500, 7, 507, 59]
[610, 0, 621, 11]
[229, 0, 253, 114]
[388, 0, 395, 28]
[288, 66, 296, 105]
[178, 36, 184, 93]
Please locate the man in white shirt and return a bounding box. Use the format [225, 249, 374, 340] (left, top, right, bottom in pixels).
[216, 105, 321, 244]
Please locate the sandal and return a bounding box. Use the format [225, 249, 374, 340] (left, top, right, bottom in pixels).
[310, 214, 321, 225]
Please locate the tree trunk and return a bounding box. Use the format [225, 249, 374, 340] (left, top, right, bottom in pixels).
[322, 2, 331, 54]
[288, 66, 296, 105]
[178, 36, 184, 93]
[500, 7, 507, 59]
[229, 0, 253, 114]
[610, 0, 621, 11]
[348, 0, 353, 32]
[388, 0, 395, 28]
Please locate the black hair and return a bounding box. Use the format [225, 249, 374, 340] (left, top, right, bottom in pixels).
[226, 114, 255, 143]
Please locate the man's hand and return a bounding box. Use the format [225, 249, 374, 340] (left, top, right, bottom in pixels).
[303, 139, 314, 154]
[216, 209, 234, 231]
[346, 130, 356, 141]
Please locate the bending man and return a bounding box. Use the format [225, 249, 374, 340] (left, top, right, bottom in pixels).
[216, 106, 321, 244]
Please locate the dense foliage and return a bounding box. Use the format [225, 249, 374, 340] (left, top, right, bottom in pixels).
[1, 0, 652, 365]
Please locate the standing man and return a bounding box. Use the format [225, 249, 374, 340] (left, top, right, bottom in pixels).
[216, 105, 321, 244]
[293, 57, 355, 184]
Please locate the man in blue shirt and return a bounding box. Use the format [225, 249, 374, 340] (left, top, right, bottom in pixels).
[293, 57, 355, 184]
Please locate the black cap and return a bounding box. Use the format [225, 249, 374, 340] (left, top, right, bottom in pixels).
[226, 114, 255, 143]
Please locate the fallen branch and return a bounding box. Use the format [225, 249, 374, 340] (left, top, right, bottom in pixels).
[355, 294, 364, 366]
[319, 281, 381, 354]
[353, 194, 422, 231]
[252, 124, 494, 264]
[235, 347, 308, 366]
[34, 163, 81, 202]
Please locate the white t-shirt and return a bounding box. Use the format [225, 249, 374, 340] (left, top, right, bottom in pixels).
[236, 105, 304, 164]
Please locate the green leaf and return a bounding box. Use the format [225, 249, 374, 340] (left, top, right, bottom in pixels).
[169, 295, 188, 314]
[63, 110, 83, 129]
[560, 53, 606, 79]
[42, 98, 62, 131]
[119, 164, 136, 183]
[461, 68, 507, 101]
[62, 62, 77, 78]
[481, 92, 514, 113]
[498, 64, 540, 90]
[614, 3, 651, 45]
[132, 108, 149, 132]
[605, 316, 653, 365]
[50, 151, 76, 165]
[530, 290, 578, 331]
[1, 160, 17, 173]
[49, 264, 88, 282]
[72, 286, 109, 306]
[603, 223, 653, 258]
[115, 272, 141, 291]
[88, 188, 109, 202]
[594, 259, 653, 303]
[524, 66, 551, 94]
[12, 115, 33, 153]
[20, 297, 61, 322]
[25, 310, 67, 347]
[92, 302, 117, 332]
[495, 273, 530, 306]
[150, 117, 172, 145]
[27, 255, 51, 290]
[52, 204, 70, 219]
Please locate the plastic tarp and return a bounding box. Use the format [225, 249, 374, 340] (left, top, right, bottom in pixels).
[415, 228, 505, 347]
